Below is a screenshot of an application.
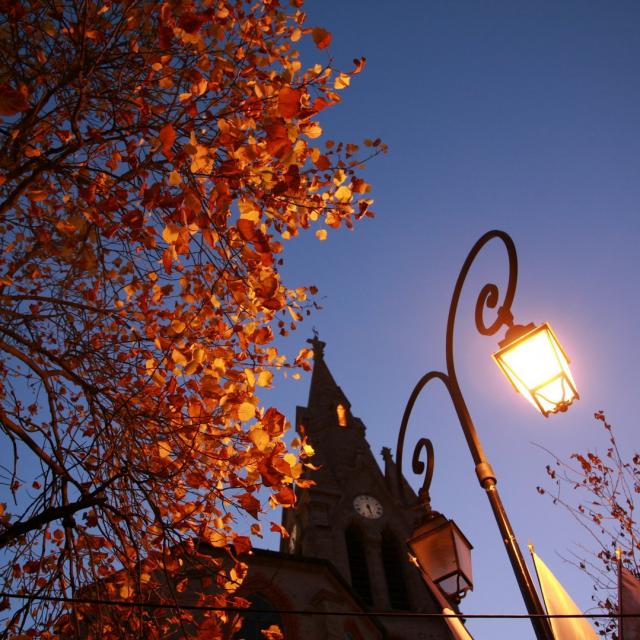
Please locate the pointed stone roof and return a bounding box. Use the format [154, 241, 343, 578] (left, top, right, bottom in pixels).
[305, 336, 350, 412]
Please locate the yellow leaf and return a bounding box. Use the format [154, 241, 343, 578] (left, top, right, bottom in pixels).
[245, 368, 256, 387]
[238, 198, 260, 222]
[184, 360, 199, 375]
[171, 319, 186, 333]
[249, 429, 269, 451]
[333, 169, 346, 186]
[119, 584, 133, 599]
[257, 371, 272, 387]
[334, 73, 351, 90]
[302, 122, 322, 139]
[315, 229, 327, 241]
[172, 348, 187, 367]
[284, 453, 298, 467]
[162, 224, 180, 244]
[169, 170, 181, 185]
[335, 185, 352, 203]
[207, 530, 227, 547]
[158, 441, 172, 458]
[238, 402, 256, 422]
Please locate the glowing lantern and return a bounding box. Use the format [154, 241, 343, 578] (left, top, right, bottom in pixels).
[493, 322, 578, 417]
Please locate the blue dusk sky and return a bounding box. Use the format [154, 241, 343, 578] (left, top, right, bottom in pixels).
[260, 2, 640, 638]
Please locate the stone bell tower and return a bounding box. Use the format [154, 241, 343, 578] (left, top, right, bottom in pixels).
[280, 337, 453, 639]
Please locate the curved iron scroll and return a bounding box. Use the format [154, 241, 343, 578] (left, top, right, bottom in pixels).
[395, 230, 518, 504]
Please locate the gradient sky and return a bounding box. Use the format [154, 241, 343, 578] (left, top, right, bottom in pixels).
[259, 2, 640, 638]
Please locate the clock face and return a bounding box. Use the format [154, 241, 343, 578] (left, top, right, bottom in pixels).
[353, 494, 383, 519]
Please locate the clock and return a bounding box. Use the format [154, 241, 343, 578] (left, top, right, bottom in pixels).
[353, 494, 383, 519]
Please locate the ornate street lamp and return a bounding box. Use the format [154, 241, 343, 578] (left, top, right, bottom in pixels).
[396, 230, 577, 640]
[404, 439, 474, 602]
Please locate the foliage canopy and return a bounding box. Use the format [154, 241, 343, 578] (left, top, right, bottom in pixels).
[0, 0, 384, 637]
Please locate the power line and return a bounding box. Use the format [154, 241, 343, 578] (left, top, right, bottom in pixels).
[0, 591, 636, 620]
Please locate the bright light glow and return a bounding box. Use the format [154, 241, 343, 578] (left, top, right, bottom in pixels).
[493, 323, 578, 416]
[336, 403, 348, 427]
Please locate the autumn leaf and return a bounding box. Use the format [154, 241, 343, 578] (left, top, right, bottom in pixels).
[0, 84, 29, 116]
[233, 535, 252, 555]
[274, 487, 296, 507]
[351, 57, 367, 75]
[237, 219, 256, 241]
[312, 27, 332, 49]
[250, 428, 270, 451]
[238, 402, 256, 422]
[270, 522, 289, 539]
[278, 87, 302, 119]
[238, 493, 261, 518]
[159, 123, 176, 159]
[334, 73, 351, 90]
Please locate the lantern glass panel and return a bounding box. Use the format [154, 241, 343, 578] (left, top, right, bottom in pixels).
[408, 519, 473, 597]
[493, 323, 578, 416]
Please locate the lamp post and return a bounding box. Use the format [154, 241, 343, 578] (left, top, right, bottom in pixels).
[395, 230, 578, 640]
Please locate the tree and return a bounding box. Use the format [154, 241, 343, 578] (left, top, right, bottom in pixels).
[0, 1, 385, 637]
[538, 412, 640, 638]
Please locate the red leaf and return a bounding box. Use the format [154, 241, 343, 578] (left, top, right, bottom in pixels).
[159, 123, 176, 160]
[0, 84, 29, 116]
[238, 492, 261, 518]
[278, 87, 302, 119]
[178, 12, 205, 34]
[233, 535, 252, 555]
[312, 28, 332, 50]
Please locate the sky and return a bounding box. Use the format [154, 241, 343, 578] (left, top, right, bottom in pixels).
[258, 2, 640, 638]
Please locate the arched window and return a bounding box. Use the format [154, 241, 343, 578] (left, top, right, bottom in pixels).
[381, 530, 411, 610]
[336, 403, 348, 427]
[235, 593, 283, 640]
[345, 524, 373, 606]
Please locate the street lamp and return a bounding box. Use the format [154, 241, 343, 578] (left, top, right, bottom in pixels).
[396, 230, 577, 640]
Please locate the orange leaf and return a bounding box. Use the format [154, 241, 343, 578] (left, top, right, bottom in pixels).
[159, 123, 176, 159]
[270, 522, 289, 539]
[263, 408, 286, 436]
[351, 57, 367, 75]
[312, 27, 332, 49]
[278, 87, 302, 119]
[237, 219, 256, 241]
[274, 487, 296, 507]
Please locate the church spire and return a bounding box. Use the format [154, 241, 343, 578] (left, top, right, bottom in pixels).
[305, 334, 350, 414]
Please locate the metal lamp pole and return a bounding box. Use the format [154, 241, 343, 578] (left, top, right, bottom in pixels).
[396, 230, 554, 640]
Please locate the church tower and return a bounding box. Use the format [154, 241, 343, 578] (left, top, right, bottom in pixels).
[281, 337, 451, 638]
